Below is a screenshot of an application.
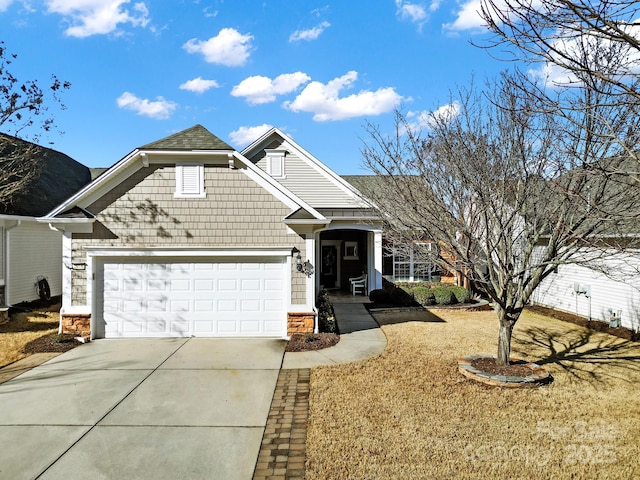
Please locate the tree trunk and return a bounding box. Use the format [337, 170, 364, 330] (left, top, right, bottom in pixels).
[497, 320, 515, 366]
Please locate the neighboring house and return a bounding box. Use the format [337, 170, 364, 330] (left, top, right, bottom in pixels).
[531, 256, 640, 331]
[42, 125, 383, 339]
[0, 133, 92, 306]
[344, 174, 640, 331]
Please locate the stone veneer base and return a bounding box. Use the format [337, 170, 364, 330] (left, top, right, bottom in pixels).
[287, 312, 316, 338]
[61, 313, 91, 338]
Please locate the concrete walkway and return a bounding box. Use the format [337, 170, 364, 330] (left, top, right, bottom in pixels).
[282, 298, 387, 369]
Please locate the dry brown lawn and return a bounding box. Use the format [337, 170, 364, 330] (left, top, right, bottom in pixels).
[306, 309, 640, 479]
[0, 304, 60, 368]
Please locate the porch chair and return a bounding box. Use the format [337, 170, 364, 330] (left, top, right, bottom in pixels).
[349, 273, 367, 296]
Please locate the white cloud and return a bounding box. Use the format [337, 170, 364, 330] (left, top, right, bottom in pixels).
[443, 0, 486, 32]
[231, 72, 311, 105]
[528, 24, 640, 87]
[395, 0, 428, 24]
[116, 92, 177, 119]
[429, 0, 442, 12]
[289, 21, 331, 42]
[46, 0, 150, 38]
[0, 0, 14, 13]
[203, 6, 217, 18]
[183, 28, 253, 67]
[229, 124, 274, 147]
[179, 77, 220, 93]
[284, 71, 403, 121]
[406, 102, 461, 132]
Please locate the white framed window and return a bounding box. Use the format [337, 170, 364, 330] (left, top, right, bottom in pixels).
[392, 242, 439, 282]
[175, 164, 206, 198]
[344, 241, 359, 260]
[265, 149, 286, 178]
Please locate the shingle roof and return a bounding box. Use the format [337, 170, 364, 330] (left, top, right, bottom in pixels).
[0, 133, 92, 217]
[140, 124, 234, 151]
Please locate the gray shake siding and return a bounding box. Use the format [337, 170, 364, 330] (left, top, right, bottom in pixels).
[71, 164, 306, 306]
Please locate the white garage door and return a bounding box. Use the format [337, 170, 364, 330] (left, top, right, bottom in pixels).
[99, 258, 287, 338]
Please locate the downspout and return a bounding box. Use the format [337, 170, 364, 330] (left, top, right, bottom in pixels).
[3, 220, 22, 306]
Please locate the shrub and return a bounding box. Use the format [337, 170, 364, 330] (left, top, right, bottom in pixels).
[369, 289, 392, 304]
[450, 286, 471, 304]
[432, 287, 456, 305]
[412, 287, 436, 306]
[389, 286, 417, 307]
[316, 289, 337, 333]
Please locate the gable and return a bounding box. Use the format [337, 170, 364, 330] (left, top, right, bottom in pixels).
[45, 126, 326, 226]
[79, 164, 296, 246]
[244, 134, 368, 209]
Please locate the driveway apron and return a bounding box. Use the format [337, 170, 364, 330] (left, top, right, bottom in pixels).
[0, 337, 285, 480]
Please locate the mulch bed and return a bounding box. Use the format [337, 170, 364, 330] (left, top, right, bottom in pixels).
[22, 333, 83, 354]
[470, 356, 534, 377]
[285, 333, 339, 352]
[527, 305, 640, 342]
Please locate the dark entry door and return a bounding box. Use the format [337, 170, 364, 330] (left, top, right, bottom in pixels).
[321, 245, 338, 288]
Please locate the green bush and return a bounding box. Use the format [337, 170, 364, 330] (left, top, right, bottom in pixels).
[369, 289, 392, 304]
[389, 286, 416, 307]
[450, 286, 471, 304]
[316, 289, 338, 333]
[432, 287, 456, 305]
[412, 287, 436, 306]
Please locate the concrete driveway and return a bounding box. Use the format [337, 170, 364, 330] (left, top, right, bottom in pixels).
[0, 337, 285, 480]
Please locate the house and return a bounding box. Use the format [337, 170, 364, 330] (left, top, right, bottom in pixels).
[343, 175, 463, 286]
[0, 133, 92, 306]
[42, 125, 383, 339]
[531, 255, 640, 331]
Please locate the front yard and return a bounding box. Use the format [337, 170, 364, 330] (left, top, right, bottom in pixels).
[0, 301, 65, 368]
[306, 308, 640, 479]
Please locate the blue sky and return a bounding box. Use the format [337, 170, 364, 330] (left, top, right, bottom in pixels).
[1, 0, 506, 174]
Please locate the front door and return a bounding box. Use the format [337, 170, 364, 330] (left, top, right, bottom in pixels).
[321, 244, 338, 289]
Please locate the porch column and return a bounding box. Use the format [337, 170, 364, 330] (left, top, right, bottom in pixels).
[369, 230, 383, 292]
[61, 231, 73, 310]
[305, 234, 316, 314]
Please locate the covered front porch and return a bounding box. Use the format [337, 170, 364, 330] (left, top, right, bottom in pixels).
[316, 227, 382, 296]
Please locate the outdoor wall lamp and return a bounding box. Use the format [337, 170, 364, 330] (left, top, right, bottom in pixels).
[294, 250, 315, 277]
[64, 262, 87, 271]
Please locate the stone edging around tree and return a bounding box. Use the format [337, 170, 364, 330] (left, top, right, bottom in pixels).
[458, 354, 551, 387]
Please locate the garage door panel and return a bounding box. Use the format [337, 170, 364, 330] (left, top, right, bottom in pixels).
[100, 258, 287, 338]
[241, 279, 260, 291]
[194, 300, 214, 311]
[147, 279, 167, 291]
[217, 279, 237, 291]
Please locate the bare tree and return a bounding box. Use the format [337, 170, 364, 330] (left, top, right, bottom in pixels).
[361, 74, 640, 365]
[0, 42, 70, 208]
[478, 0, 640, 172]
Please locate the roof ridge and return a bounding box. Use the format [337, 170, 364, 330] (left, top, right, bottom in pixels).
[139, 125, 234, 151]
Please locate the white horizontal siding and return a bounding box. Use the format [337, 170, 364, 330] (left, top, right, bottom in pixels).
[0, 226, 4, 285]
[532, 253, 640, 331]
[7, 222, 62, 305]
[255, 150, 362, 208]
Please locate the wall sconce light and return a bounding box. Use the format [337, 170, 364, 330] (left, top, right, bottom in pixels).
[65, 262, 87, 271]
[293, 250, 314, 277]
